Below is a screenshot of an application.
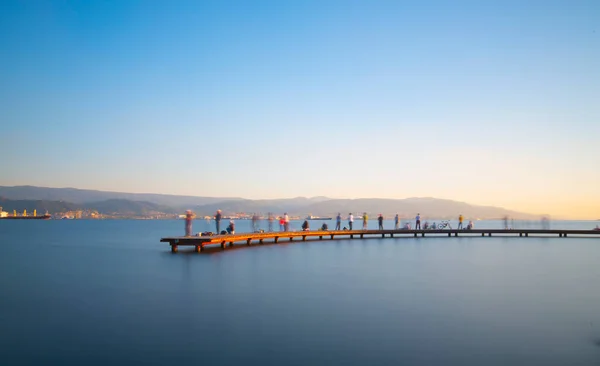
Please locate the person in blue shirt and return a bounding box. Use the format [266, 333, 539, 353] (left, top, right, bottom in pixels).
[415, 213, 421, 230]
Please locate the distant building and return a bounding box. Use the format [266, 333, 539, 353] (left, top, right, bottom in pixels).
[0, 206, 7, 218]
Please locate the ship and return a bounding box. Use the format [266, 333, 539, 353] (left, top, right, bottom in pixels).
[306, 215, 332, 220]
[0, 214, 51, 220]
[0, 208, 51, 220]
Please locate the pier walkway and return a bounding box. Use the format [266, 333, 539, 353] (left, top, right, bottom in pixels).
[161, 229, 600, 252]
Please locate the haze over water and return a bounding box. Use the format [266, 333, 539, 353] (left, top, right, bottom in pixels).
[1, 220, 599, 365]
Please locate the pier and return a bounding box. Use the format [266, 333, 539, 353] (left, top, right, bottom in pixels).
[161, 229, 600, 252]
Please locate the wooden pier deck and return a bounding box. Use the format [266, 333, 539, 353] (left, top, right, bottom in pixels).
[161, 229, 600, 252]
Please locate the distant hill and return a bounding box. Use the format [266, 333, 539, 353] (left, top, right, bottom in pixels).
[86, 199, 178, 215]
[192, 197, 538, 219]
[0, 186, 540, 219]
[298, 197, 538, 220]
[0, 186, 240, 206]
[0, 197, 80, 213]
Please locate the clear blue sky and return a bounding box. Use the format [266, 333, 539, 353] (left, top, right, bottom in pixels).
[1, 0, 599, 218]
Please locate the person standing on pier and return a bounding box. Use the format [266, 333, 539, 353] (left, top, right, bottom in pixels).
[458, 214, 464, 230]
[268, 212, 274, 232]
[283, 212, 290, 232]
[251, 213, 258, 232]
[363, 212, 368, 230]
[415, 213, 421, 230]
[215, 210, 222, 233]
[185, 210, 194, 237]
[335, 213, 341, 230]
[394, 214, 399, 230]
[279, 216, 285, 231]
[378, 214, 384, 230]
[348, 213, 354, 230]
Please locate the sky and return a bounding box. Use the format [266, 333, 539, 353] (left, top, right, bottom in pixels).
[0, 0, 599, 219]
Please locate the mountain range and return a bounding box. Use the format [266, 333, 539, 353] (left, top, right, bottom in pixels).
[0, 186, 540, 219]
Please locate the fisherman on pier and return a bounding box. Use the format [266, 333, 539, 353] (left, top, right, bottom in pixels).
[215, 210, 222, 233]
[185, 210, 194, 237]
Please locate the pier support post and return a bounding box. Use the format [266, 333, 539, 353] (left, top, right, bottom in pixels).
[259, 239, 263, 244]
[360, 234, 364, 239]
[319, 235, 323, 240]
[351, 234, 354, 239]
[482, 233, 485, 237]
[448, 233, 451, 237]
[391, 233, 394, 238]
[382, 233, 385, 238]
[564, 233, 567, 237]
[194, 245, 201, 253]
[454, 232, 458, 237]
[414, 233, 418, 237]
[488, 233, 492, 237]
[274, 237, 279, 243]
[221, 241, 226, 249]
[519, 233, 522, 237]
[171, 244, 178, 253]
[525, 233, 528, 237]
[330, 235, 334, 240]
[290, 237, 293, 241]
[422, 233, 425, 237]
[302, 236, 306, 241]
[229, 242, 233, 247]
[246, 238, 252, 246]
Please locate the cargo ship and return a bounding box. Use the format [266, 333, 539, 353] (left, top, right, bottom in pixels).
[0, 214, 51, 220]
[0, 208, 51, 220]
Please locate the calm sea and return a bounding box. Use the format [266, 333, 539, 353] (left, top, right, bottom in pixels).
[1, 219, 599, 366]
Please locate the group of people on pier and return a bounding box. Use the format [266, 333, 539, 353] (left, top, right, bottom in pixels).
[330, 212, 473, 232]
[184, 209, 474, 237]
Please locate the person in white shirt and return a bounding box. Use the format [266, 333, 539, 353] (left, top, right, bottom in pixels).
[348, 213, 354, 230]
[283, 213, 290, 232]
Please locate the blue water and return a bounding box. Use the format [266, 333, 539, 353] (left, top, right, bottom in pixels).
[1, 219, 600, 366]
